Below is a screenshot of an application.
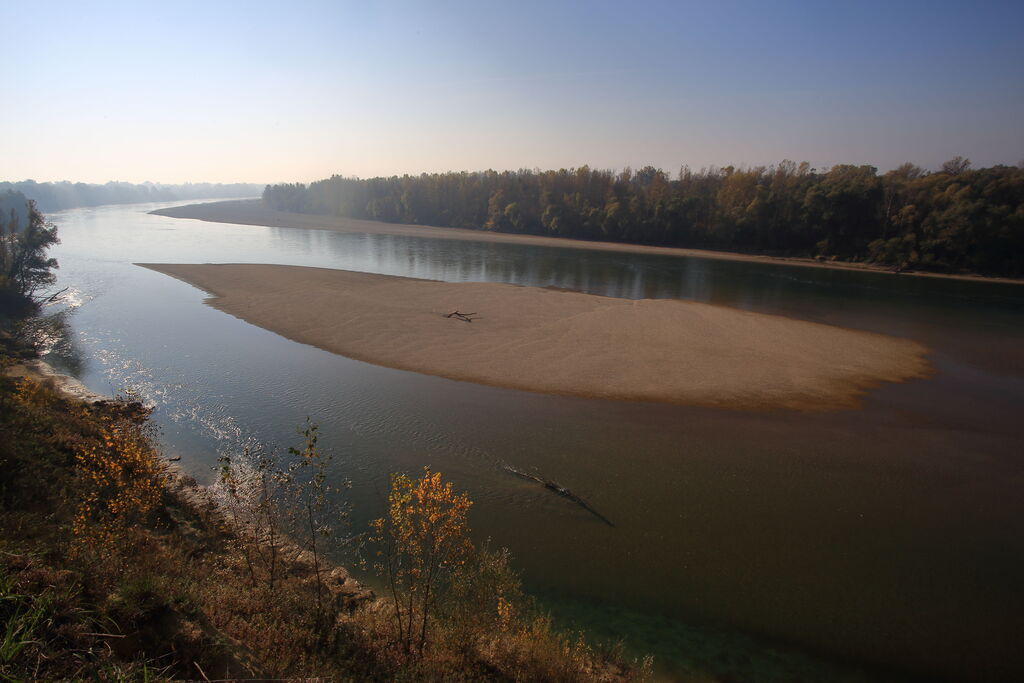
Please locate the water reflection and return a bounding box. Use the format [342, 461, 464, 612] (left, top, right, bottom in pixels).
[33, 311, 87, 376]
[268, 224, 1024, 318]
[21, 289, 90, 377]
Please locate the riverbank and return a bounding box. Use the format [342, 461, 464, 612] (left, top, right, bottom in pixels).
[140, 263, 930, 411]
[0, 351, 644, 681]
[0, 357, 367, 679]
[152, 200, 1024, 286]
[4, 357, 107, 402]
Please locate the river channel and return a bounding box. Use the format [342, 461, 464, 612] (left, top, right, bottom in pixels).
[38, 201, 1024, 681]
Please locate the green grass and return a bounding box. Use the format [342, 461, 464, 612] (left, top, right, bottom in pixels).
[0, 571, 43, 672]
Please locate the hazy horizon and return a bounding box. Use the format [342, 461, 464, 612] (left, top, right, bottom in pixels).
[4, 0, 1023, 184]
[6, 155, 1022, 189]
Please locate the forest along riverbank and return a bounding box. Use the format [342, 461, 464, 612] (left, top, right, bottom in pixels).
[138, 263, 930, 411]
[151, 200, 1024, 286]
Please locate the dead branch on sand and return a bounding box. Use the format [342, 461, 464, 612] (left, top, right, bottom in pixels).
[445, 310, 479, 322]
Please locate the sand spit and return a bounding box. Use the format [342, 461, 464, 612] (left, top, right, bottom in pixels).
[140, 263, 931, 410]
[152, 200, 1024, 285]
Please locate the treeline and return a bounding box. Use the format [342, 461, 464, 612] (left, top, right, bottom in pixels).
[1, 179, 262, 212]
[264, 159, 1024, 277]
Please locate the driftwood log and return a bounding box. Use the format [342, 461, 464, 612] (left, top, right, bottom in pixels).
[445, 310, 478, 322]
[504, 465, 614, 527]
[32, 286, 69, 303]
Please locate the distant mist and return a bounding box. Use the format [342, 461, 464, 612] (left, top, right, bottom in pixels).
[0, 190, 30, 229]
[0, 180, 263, 213]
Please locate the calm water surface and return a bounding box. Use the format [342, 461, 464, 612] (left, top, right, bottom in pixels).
[41, 201, 1024, 681]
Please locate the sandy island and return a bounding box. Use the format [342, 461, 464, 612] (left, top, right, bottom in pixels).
[152, 200, 1024, 285]
[140, 263, 930, 410]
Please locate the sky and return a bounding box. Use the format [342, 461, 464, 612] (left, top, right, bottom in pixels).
[2, 0, 1023, 184]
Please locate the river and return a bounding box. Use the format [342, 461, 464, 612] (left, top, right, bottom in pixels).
[38, 200, 1024, 681]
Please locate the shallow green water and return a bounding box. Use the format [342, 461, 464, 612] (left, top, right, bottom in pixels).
[42, 201, 1024, 681]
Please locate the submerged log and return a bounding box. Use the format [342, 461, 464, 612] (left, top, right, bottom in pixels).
[504, 465, 614, 527]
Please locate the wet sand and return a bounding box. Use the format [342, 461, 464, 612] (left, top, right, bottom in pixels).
[4, 359, 108, 402]
[152, 200, 1024, 285]
[140, 263, 930, 410]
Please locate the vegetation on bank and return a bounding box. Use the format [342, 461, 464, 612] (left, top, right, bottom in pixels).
[0, 355, 647, 681]
[0, 191, 60, 318]
[263, 159, 1024, 277]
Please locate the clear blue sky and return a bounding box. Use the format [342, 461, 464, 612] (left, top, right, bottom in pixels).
[3, 0, 1022, 183]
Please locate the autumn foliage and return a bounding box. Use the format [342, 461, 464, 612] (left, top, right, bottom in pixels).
[71, 413, 165, 558]
[372, 467, 474, 656]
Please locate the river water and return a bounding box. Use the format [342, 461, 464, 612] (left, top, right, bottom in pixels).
[39, 201, 1024, 681]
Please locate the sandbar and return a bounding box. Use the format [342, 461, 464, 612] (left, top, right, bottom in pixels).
[152, 200, 1024, 285]
[140, 263, 931, 410]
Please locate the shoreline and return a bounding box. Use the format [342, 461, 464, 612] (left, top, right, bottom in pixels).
[1, 352, 644, 681]
[140, 263, 931, 411]
[152, 200, 1024, 286]
[4, 358, 108, 403]
[1, 356, 378, 609]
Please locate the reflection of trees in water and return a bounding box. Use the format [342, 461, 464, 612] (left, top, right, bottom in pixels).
[264, 225, 678, 297]
[24, 308, 86, 376]
[269, 222, 1024, 331]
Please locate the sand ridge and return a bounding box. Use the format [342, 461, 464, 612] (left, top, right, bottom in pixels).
[140, 263, 931, 410]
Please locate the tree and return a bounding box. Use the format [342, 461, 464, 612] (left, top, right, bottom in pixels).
[370, 467, 473, 657]
[216, 445, 285, 591]
[262, 159, 1024, 277]
[0, 192, 59, 313]
[941, 156, 971, 175]
[282, 419, 337, 629]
